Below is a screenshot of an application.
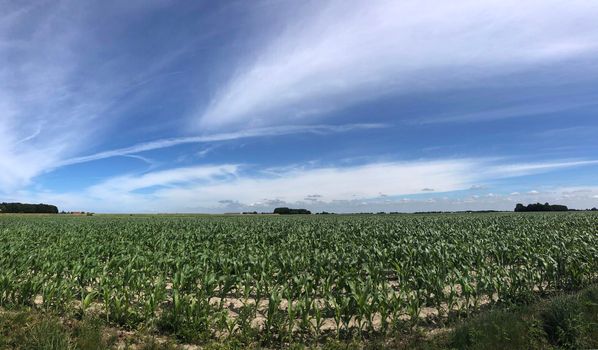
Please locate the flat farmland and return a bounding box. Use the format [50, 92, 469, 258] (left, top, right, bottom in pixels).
[0, 213, 597, 347]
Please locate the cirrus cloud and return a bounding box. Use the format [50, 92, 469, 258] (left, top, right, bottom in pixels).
[199, 0, 598, 129]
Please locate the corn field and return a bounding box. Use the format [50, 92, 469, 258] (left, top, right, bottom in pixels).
[0, 213, 596, 343]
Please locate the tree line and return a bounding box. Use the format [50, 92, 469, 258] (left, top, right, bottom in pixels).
[0, 202, 59, 214]
[514, 202, 568, 212]
[273, 207, 312, 215]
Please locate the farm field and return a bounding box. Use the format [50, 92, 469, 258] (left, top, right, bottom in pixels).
[0, 213, 597, 348]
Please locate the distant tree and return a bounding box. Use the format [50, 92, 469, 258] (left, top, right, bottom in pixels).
[273, 207, 311, 215]
[0, 202, 58, 214]
[273, 207, 290, 214]
[514, 202, 568, 212]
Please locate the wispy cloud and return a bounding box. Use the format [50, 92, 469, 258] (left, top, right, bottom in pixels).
[32, 159, 478, 212]
[0, 1, 188, 192]
[56, 123, 385, 168]
[18, 157, 598, 212]
[416, 100, 598, 124]
[199, 0, 598, 129]
[483, 159, 598, 178]
[3, 2, 366, 193]
[88, 165, 238, 195]
[3, 1, 598, 214]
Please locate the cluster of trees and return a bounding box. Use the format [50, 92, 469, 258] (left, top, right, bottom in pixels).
[0, 202, 58, 214]
[514, 203, 568, 212]
[59, 211, 94, 216]
[273, 207, 311, 215]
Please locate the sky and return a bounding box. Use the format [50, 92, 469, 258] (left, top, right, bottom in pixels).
[1, 0, 598, 213]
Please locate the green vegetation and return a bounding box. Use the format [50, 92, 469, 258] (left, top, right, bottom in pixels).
[0, 212, 597, 348]
[0, 202, 58, 214]
[273, 207, 312, 214]
[514, 203, 568, 212]
[1, 285, 597, 349]
[449, 284, 598, 350]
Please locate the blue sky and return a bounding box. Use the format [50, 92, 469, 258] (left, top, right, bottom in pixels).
[1, 0, 598, 213]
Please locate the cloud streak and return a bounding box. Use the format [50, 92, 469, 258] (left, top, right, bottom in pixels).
[3, 1, 597, 214]
[56, 123, 385, 167]
[199, 0, 598, 129]
[416, 100, 598, 124]
[3, 2, 394, 192]
[0, 1, 189, 192]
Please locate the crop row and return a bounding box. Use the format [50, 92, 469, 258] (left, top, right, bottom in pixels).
[0, 213, 596, 343]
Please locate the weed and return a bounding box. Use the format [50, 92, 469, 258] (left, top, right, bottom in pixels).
[540, 295, 587, 349]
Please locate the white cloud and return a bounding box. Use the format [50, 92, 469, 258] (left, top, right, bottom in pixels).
[56, 123, 385, 168]
[0, 2, 186, 192]
[87, 165, 238, 195]
[13, 157, 598, 213]
[418, 100, 598, 124]
[65, 159, 476, 212]
[0, 2, 387, 193]
[3, 1, 598, 214]
[199, 0, 598, 129]
[9, 159, 474, 212]
[482, 160, 598, 178]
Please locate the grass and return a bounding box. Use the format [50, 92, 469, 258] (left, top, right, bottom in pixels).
[540, 295, 586, 349]
[450, 309, 539, 350]
[447, 284, 598, 350]
[22, 318, 72, 350]
[0, 312, 117, 350]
